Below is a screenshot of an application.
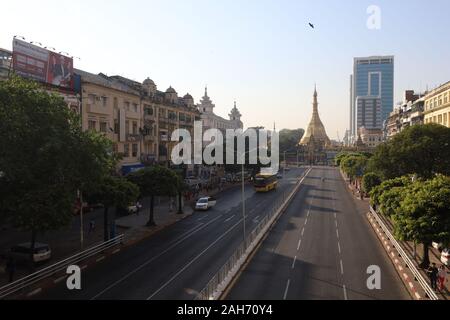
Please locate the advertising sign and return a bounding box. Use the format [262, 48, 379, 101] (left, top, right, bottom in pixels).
[12, 38, 74, 89]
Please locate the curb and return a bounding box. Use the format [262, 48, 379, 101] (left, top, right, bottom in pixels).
[366, 212, 422, 300]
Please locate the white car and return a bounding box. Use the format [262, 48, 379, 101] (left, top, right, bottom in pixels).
[195, 197, 217, 211]
[10, 242, 52, 263]
[441, 248, 450, 266]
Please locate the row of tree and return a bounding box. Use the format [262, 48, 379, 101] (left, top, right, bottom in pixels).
[336, 124, 450, 267]
[0, 77, 185, 256]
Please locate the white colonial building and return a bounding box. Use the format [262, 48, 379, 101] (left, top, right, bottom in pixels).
[197, 87, 243, 132]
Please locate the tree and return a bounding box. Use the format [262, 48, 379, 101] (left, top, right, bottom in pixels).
[127, 166, 179, 226]
[369, 176, 411, 209]
[340, 154, 368, 182]
[362, 172, 382, 195]
[87, 175, 139, 241]
[368, 124, 450, 180]
[393, 175, 450, 267]
[0, 76, 116, 259]
[279, 129, 305, 153]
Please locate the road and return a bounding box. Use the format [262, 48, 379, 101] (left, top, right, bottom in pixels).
[226, 167, 410, 300]
[33, 167, 307, 300]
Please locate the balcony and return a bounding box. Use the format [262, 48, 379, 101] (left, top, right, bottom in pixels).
[144, 134, 155, 142]
[126, 133, 142, 142]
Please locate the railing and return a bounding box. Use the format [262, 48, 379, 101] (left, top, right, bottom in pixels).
[368, 207, 439, 300]
[0, 234, 124, 299]
[196, 168, 311, 300]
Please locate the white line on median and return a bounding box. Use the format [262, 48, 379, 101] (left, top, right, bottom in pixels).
[283, 279, 291, 300]
[297, 239, 302, 251]
[340, 260, 344, 275]
[224, 215, 235, 222]
[301, 228, 305, 236]
[292, 256, 297, 269]
[338, 242, 341, 254]
[336, 229, 339, 239]
[343, 285, 348, 300]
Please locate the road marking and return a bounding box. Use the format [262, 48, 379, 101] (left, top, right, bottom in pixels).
[336, 229, 339, 239]
[340, 260, 344, 275]
[253, 215, 260, 223]
[26, 288, 42, 297]
[334, 213, 336, 219]
[54, 275, 66, 284]
[304, 218, 308, 225]
[292, 256, 297, 269]
[91, 214, 223, 300]
[335, 221, 338, 228]
[96, 256, 105, 262]
[343, 285, 348, 300]
[297, 239, 302, 251]
[301, 228, 305, 236]
[338, 242, 341, 254]
[146, 217, 244, 300]
[224, 215, 235, 222]
[81, 265, 88, 270]
[112, 248, 121, 254]
[283, 279, 291, 300]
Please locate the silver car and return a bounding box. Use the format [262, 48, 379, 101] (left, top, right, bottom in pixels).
[195, 197, 217, 211]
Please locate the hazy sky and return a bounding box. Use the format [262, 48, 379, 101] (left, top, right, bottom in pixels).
[2, 0, 449, 140]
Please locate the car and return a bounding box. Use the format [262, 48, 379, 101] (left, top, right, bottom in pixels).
[441, 248, 450, 266]
[195, 197, 217, 211]
[10, 242, 52, 263]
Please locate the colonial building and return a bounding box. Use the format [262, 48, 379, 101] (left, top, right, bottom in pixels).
[197, 86, 243, 133]
[358, 127, 384, 148]
[424, 81, 450, 128]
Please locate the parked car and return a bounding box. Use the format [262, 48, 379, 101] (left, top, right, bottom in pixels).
[441, 248, 450, 266]
[195, 197, 217, 211]
[10, 242, 52, 264]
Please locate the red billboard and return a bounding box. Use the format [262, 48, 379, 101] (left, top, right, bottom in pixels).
[12, 38, 74, 89]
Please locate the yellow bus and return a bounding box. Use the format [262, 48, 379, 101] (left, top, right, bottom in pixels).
[254, 173, 278, 192]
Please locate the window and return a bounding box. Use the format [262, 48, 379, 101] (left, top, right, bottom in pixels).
[132, 144, 138, 157]
[438, 114, 443, 124]
[124, 101, 130, 111]
[444, 113, 448, 126]
[114, 119, 119, 134]
[125, 120, 130, 134]
[88, 94, 96, 105]
[132, 103, 138, 113]
[100, 121, 108, 133]
[144, 105, 153, 116]
[132, 121, 138, 135]
[169, 111, 177, 120]
[88, 120, 96, 131]
[124, 144, 130, 157]
[114, 97, 118, 108]
[101, 96, 108, 107]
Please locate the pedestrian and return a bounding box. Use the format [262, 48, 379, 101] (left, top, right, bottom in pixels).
[426, 263, 439, 290]
[438, 265, 447, 291]
[6, 256, 16, 283]
[88, 219, 96, 234]
[136, 201, 142, 215]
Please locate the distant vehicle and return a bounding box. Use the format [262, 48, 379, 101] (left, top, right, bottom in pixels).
[254, 173, 278, 192]
[10, 243, 52, 263]
[195, 197, 217, 211]
[441, 248, 449, 266]
[277, 173, 283, 179]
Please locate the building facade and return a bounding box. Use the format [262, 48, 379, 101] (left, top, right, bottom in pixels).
[358, 127, 384, 148]
[0, 48, 12, 79]
[424, 81, 450, 128]
[350, 56, 394, 142]
[355, 96, 382, 130]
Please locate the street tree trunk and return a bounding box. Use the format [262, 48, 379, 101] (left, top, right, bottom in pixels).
[147, 195, 156, 227]
[177, 192, 183, 215]
[420, 242, 431, 268]
[103, 206, 109, 242]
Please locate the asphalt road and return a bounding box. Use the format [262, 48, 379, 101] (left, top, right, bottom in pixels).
[226, 167, 410, 300]
[33, 167, 307, 300]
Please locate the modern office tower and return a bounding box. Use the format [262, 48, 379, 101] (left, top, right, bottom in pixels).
[350, 56, 394, 139]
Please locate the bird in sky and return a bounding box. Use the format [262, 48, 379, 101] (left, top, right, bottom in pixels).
[309, 23, 315, 29]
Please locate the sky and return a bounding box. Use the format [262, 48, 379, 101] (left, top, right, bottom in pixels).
[2, 0, 450, 140]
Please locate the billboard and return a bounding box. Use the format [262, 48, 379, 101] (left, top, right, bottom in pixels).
[12, 38, 73, 89]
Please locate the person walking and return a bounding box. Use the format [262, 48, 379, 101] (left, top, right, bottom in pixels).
[136, 201, 142, 215]
[438, 265, 447, 291]
[6, 256, 16, 283]
[88, 219, 96, 234]
[426, 263, 439, 290]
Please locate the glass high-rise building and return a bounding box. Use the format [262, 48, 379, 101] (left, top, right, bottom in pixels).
[350, 56, 394, 139]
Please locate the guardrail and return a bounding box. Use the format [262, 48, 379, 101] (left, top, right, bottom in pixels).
[0, 234, 124, 299]
[196, 168, 311, 300]
[368, 207, 439, 300]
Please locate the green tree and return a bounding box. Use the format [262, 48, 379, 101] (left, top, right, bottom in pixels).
[279, 128, 304, 153]
[0, 76, 115, 257]
[393, 175, 450, 267]
[340, 154, 368, 182]
[87, 175, 139, 241]
[362, 172, 382, 194]
[368, 124, 450, 180]
[369, 176, 411, 209]
[127, 166, 179, 226]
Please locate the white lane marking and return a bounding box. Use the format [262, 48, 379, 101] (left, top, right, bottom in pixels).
[335, 221, 338, 228]
[292, 256, 297, 269]
[146, 217, 244, 300]
[338, 242, 341, 254]
[343, 285, 348, 300]
[81, 265, 88, 270]
[224, 215, 235, 222]
[304, 218, 308, 225]
[336, 229, 339, 239]
[26, 288, 42, 297]
[301, 228, 305, 236]
[283, 279, 291, 300]
[334, 213, 336, 219]
[297, 239, 302, 251]
[253, 215, 260, 223]
[340, 260, 344, 275]
[54, 275, 66, 284]
[91, 214, 223, 300]
[112, 248, 121, 254]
